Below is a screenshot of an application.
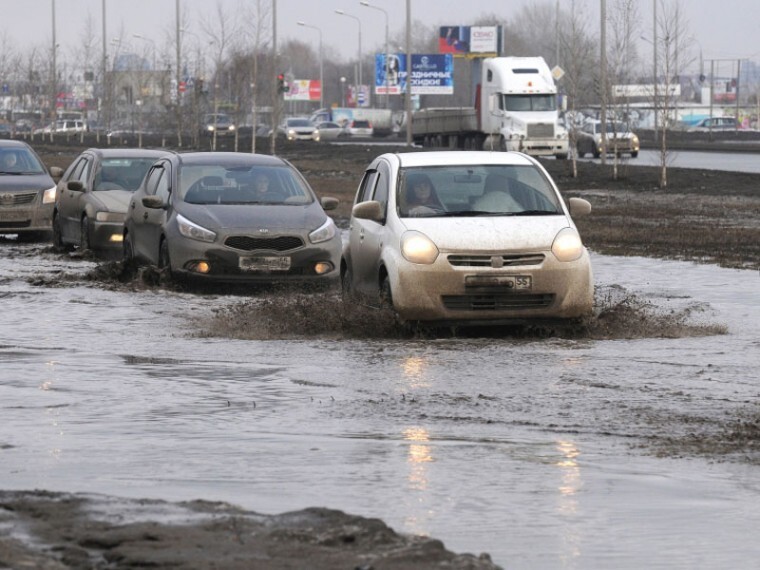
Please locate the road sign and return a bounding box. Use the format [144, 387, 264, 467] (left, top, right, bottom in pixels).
[551, 66, 565, 81]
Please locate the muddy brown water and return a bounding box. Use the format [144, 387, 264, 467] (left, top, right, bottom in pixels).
[2, 237, 760, 568]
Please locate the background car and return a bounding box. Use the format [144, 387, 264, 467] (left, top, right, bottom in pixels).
[52, 148, 172, 255]
[277, 117, 320, 141]
[687, 116, 739, 132]
[123, 152, 341, 284]
[0, 140, 63, 240]
[575, 120, 639, 158]
[346, 119, 374, 138]
[314, 121, 347, 141]
[33, 119, 87, 135]
[341, 150, 593, 326]
[201, 113, 236, 137]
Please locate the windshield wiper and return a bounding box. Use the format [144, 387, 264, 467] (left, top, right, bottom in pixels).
[510, 210, 561, 216]
[0, 171, 23, 175]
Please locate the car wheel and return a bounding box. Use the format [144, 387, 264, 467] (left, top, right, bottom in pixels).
[592, 149, 601, 159]
[52, 213, 65, 249]
[631, 151, 639, 158]
[158, 238, 172, 274]
[575, 144, 585, 158]
[123, 232, 137, 264]
[80, 215, 91, 250]
[380, 276, 393, 310]
[341, 265, 354, 298]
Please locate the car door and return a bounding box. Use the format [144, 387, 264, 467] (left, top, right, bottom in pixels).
[349, 161, 392, 295]
[58, 154, 92, 243]
[131, 162, 169, 264]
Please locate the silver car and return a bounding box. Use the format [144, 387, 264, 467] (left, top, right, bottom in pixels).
[53, 148, 171, 254]
[341, 151, 593, 326]
[123, 152, 341, 284]
[0, 140, 62, 240]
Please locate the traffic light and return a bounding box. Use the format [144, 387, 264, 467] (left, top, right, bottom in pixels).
[277, 73, 289, 94]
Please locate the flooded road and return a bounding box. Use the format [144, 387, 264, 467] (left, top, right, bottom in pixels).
[2, 241, 759, 569]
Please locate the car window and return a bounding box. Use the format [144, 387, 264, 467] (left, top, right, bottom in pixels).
[143, 166, 164, 196]
[355, 170, 378, 204]
[68, 156, 89, 184]
[0, 146, 46, 174]
[180, 163, 314, 205]
[155, 168, 170, 202]
[398, 164, 561, 217]
[96, 158, 160, 191]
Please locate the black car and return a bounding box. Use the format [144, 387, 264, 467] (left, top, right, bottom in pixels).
[123, 152, 342, 284]
[0, 140, 63, 240]
[53, 148, 172, 254]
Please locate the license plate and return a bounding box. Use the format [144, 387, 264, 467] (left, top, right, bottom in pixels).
[465, 275, 532, 290]
[239, 256, 291, 271]
[0, 211, 30, 222]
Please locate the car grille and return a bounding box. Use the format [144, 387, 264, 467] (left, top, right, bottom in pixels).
[0, 221, 31, 229]
[442, 293, 555, 311]
[447, 253, 545, 267]
[0, 192, 37, 206]
[527, 123, 555, 138]
[224, 235, 304, 252]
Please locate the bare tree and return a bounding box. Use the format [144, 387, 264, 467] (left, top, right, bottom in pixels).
[559, 0, 597, 178]
[605, 0, 641, 179]
[653, 0, 693, 188]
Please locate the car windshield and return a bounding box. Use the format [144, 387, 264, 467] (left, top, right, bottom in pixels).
[0, 147, 46, 175]
[502, 94, 556, 112]
[180, 163, 315, 206]
[603, 122, 628, 133]
[287, 119, 312, 127]
[95, 158, 160, 191]
[398, 164, 562, 218]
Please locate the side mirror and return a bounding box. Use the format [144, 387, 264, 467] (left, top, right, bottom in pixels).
[49, 166, 63, 182]
[66, 180, 84, 192]
[321, 196, 339, 211]
[568, 197, 591, 218]
[351, 200, 384, 222]
[142, 195, 166, 209]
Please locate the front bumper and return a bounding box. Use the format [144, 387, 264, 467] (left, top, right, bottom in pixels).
[0, 193, 53, 235]
[387, 248, 593, 324]
[167, 231, 342, 283]
[506, 137, 569, 157]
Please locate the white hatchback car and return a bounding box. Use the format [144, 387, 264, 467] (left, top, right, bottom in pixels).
[341, 151, 593, 326]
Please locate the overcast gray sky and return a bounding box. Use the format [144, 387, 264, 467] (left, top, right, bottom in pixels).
[2, 0, 759, 72]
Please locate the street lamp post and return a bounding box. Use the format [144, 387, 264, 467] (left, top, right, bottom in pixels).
[297, 21, 323, 109]
[51, 0, 57, 124]
[335, 10, 362, 100]
[360, 1, 389, 109]
[340, 76, 346, 107]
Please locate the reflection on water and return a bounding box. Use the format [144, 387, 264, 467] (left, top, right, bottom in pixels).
[403, 426, 433, 536]
[401, 356, 432, 389]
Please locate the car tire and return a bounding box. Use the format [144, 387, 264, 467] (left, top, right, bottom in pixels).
[631, 151, 639, 158]
[158, 238, 172, 274]
[592, 149, 601, 159]
[80, 215, 91, 251]
[52, 213, 65, 249]
[123, 233, 136, 264]
[380, 276, 393, 310]
[576, 145, 585, 158]
[341, 265, 354, 298]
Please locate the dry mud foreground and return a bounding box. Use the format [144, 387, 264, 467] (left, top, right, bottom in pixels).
[3, 142, 759, 570]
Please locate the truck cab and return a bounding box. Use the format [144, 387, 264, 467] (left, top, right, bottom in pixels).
[481, 57, 568, 159]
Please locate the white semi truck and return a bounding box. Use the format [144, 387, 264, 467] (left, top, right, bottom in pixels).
[412, 56, 568, 159]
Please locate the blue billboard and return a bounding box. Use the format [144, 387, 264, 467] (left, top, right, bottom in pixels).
[375, 53, 454, 95]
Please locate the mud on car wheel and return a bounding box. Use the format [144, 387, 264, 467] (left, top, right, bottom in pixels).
[341, 265, 354, 298]
[52, 213, 68, 250]
[158, 239, 172, 274]
[80, 216, 91, 250]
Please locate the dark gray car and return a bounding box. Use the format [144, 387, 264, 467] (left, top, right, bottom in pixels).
[0, 140, 62, 240]
[53, 148, 172, 255]
[123, 152, 341, 284]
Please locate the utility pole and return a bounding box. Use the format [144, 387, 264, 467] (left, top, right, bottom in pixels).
[405, 0, 412, 146]
[600, 0, 607, 165]
[175, 0, 183, 147]
[270, 0, 278, 155]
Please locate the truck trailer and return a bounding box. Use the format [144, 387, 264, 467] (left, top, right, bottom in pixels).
[412, 56, 568, 159]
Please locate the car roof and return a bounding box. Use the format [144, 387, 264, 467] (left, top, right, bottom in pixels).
[85, 148, 174, 159]
[392, 151, 538, 168]
[176, 152, 286, 167]
[0, 139, 34, 150]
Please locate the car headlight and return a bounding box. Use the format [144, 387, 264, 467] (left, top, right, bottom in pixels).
[95, 211, 125, 223]
[177, 213, 216, 243]
[42, 185, 56, 204]
[401, 231, 439, 264]
[206, 125, 215, 132]
[309, 218, 336, 244]
[632, 134, 640, 145]
[229, 125, 235, 131]
[552, 227, 584, 262]
[288, 129, 296, 136]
